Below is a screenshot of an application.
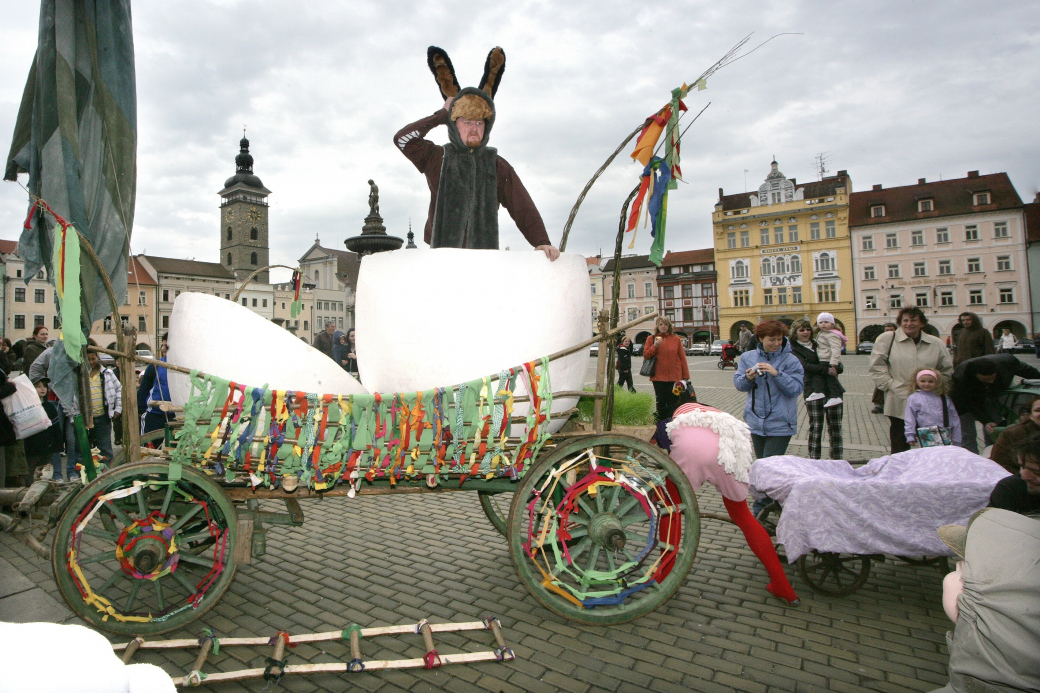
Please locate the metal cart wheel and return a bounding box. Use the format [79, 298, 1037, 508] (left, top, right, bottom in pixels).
[508, 433, 700, 626]
[478, 490, 512, 537]
[796, 550, 871, 597]
[51, 462, 238, 636]
[754, 501, 781, 538]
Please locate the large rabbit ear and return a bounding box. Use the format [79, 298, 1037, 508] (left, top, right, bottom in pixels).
[478, 47, 506, 98]
[427, 46, 460, 100]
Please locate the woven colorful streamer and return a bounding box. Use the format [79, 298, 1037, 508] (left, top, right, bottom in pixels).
[51, 221, 85, 362]
[171, 358, 553, 491]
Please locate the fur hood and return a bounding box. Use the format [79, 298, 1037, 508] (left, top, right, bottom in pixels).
[446, 87, 496, 152]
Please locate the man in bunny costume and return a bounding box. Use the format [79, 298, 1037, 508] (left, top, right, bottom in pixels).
[394, 46, 559, 260]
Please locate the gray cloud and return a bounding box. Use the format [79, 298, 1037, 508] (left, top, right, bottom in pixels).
[2, 0, 1038, 281]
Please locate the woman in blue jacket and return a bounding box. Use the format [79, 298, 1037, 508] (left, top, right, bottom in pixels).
[734, 320, 804, 459]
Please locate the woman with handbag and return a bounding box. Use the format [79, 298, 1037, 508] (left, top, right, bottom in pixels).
[643, 316, 690, 422]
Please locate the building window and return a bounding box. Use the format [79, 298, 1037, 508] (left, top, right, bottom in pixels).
[760, 229, 770, 246]
[627, 284, 635, 298]
[590, 283, 596, 295]
[163, 289, 169, 302]
[250, 227, 258, 240]
[814, 252, 834, 273]
[774, 227, 784, 244]
[825, 220, 836, 239]
[940, 291, 954, 307]
[862, 235, 874, 251]
[262, 299, 268, 308]
[969, 289, 984, 305]
[242, 298, 248, 306]
[303, 320, 309, 331]
[777, 287, 787, 305]
[682, 307, 693, 321]
[733, 261, 747, 279]
[994, 221, 1009, 238]
[14, 315, 25, 329]
[663, 286, 674, 299]
[227, 253, 232, 265]
[913, 262, 927, 277]
[967, 258, 981, 273]
[938, 260, 952, 275]
[863, 266, 876, 280]
[974, 192, 990, 206]
[14, 270, 21, 278]
[137, 291, 146, 305]
[915, 292, 929, 307]
[252, 298, 258, 307]
[771, 191, 782, 204]
[250, 252, 258, 265]
[889, 295, 903, 309]
[682, 284, 693, 298]
[918, 199, 933, 212]
[936, 227, 950, 244]
[774, 256, 786, 274]
[227, 227, 232, 240]
[33, 315, 44, 327]
[789, 255, 801, 273]
[965, 225, 979, 241]
[789, 225, 799, 242]
[645, 306, 655, 314]
[727, 232, 736, 249]
[53, 315, 61, 329]
[865, 295, 877, 309]
[740, 230, 749, 247]
[817, 284, 837, 302]
[627, 308, 638, 321]
[34, 288, 45, 303]
[871, 205, 885, 218]
[644, 282, 653, 297]
[885, 233, 898, 248]
[888, 264, 901, 279]
[911, 230, 923, 246]
[732, 289, 750, 307]
[763, 289, 774, 305]
[997, 256, 1011, 271]
[810, 222, 821, 240]
[792, 287, 802, 303]
[14, 288, 25, 302]
[761, 258, 773, 276]
[999, 288, 1015, 304]
[138, 316, 147, 331]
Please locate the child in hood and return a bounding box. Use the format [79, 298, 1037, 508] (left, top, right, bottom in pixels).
[24, 375, 65, 480]
[804, 312, 845, 408]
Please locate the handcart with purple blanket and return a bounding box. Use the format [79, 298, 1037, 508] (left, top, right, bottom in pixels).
[749, 447, 1010, 596]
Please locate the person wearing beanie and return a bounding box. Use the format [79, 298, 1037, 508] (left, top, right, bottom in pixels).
[951, 353, 1040, 454]
[23, 375, 64, 482]
[808, 312, 845, 408]
[394, 46, 558, 260]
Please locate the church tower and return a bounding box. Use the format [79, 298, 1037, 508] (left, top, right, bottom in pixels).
[218, 135, 271, 283]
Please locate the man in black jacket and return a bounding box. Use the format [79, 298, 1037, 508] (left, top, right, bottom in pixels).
[952, 354, 1040, 454]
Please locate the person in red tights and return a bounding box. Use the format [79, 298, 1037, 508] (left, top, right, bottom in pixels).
[653, 398, 800, 606]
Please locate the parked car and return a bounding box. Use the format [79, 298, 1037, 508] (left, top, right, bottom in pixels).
[993, 338, 1035, 354]
[710, 340, 730, 356]
[631, 342, 643, 356]
[686, 342, 710, 356]
[589, 343, 599, 357]
[856, 341, 874, 355]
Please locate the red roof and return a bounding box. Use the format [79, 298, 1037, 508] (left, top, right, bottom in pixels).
[849, 172, 1023, 227]
[661, 248, 714, 266]
[0, 239, 20, 255]
[1025, 200, 1040, 244]
[127, 256, 157, 286]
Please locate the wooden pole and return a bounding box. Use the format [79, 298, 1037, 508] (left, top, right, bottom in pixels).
[119, 326, 140, 463]
[592, 310, 609, 433]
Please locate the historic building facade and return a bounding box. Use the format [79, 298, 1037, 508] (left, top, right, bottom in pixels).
[139, 255, 238, 333]
[656, 249, 718, 342]
[0, 239, 59, 343]
[849, 171, 1033, 342]
[89, 256, 160, 353]
[713, 161, 855, 342]
[602, 254, 658, 343]
[587, 256, 605, 324]
[297, 240, 360, 338]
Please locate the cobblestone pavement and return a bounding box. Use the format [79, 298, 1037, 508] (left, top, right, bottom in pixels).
[5, 354, 1034, 692]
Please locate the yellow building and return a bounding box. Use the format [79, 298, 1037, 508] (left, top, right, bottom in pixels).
[713, 161, 855, 341]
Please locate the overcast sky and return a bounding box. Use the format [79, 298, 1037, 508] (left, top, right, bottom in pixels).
[1, 1, 1038, 283]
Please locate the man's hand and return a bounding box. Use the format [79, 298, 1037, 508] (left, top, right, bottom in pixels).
[536, 245, 560, 261]
[985, 422, 997, 434]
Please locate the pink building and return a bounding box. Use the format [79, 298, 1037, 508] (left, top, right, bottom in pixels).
[849, 171, 1032, 344]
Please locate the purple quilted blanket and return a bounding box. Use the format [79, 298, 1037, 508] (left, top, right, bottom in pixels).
[748, 447, 1011, 561]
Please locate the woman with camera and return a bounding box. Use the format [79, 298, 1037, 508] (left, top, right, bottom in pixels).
[733, 320, 804, 460]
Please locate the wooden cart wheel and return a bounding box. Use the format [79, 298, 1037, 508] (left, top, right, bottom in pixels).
[51, 462, 238, 636]
[508, 433, 699, 626]
[896, 555, 950, 574]
[796, 550, 871, 597]
[478, 491, 512, 537]
[754, 501, 781, 538]
[109, 429, 167, 468]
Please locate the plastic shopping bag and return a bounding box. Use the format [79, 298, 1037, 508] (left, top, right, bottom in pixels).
[2, 374, 52, 439]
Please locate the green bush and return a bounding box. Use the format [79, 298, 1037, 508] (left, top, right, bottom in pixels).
[577, 387, 656, 426]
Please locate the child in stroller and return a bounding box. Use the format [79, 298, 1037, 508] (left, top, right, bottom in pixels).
[719, 342, 740, 369]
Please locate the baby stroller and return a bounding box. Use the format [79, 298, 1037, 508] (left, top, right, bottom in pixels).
[718, 343, 740, 369]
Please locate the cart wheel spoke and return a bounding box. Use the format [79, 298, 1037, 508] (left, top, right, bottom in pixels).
[124, 581, 140, 612]
[81, 527, 119, 541]
[177, 551, 214, 569]
[98, 567, 127, 593]
[78, 550, 118, 565]
[171, 566, 199, 594]
[104, 501, 133, 529]
[568, 537, 591, 562]
[154, 578, 165, 610]
[568, 514, 589, 527]
[169, 503, 204, 532]
[585, 544, 602, 573]
[135, 488, 149, 518]
[567, 527, 588, 540]
[160, 484, 176, 518]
